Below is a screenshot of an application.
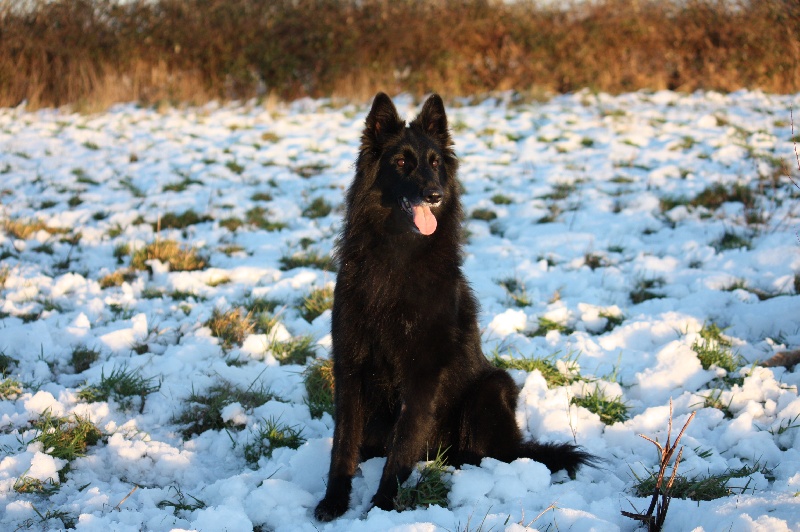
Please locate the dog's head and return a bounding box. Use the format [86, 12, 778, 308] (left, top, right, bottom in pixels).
[353, 93, 459, 237]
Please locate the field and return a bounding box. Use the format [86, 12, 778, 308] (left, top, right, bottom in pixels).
[1, 89, 800, 531]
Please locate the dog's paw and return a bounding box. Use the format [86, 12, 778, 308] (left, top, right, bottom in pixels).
[314, 495, 349, 522]
[370, 492, 395, 512]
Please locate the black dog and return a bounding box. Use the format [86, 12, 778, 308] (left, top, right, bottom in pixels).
[314, 93, 595, 521]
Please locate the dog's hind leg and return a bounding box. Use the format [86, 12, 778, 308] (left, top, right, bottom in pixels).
[454, 368, 596, 477]
[451, 368, 525, 465]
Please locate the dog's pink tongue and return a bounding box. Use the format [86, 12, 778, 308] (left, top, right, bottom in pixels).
[413, 204, 437, 235]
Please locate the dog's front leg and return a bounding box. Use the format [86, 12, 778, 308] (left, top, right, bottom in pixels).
[371, 389, 441, 511]
[314, 369, 365, 521]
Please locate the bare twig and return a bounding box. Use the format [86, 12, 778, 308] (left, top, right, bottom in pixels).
[113, 484, 139, 511]
[526, 501, 560, 527]
[791, 109, 800, 191]
[621, 400, 695, 532]
[790, 108, 800, 244]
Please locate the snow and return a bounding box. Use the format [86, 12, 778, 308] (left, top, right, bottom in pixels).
[1, 89, 799, 531]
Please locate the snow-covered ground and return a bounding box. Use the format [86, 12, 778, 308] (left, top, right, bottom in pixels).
[1, 90, 799, 531]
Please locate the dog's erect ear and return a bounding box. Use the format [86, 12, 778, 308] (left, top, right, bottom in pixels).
[414, 94, 450, 146]
[364, 92, 404, 148]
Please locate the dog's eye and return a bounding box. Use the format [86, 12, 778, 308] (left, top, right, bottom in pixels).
[396, 158, 405, 168]
[431, 159, 439, 169]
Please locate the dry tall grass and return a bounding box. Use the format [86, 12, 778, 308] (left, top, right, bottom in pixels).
[1, 0, 797, 109]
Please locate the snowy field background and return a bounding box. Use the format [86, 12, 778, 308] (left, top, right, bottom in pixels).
[1, 90, 799, 531]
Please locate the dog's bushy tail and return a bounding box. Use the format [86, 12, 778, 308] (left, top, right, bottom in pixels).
[519, 440, 599, 478]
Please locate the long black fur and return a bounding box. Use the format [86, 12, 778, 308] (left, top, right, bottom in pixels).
[314, 93, 595, 521]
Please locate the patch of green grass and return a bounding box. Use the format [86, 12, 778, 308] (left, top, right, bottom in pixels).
[299, 286, 334, 322]
[2, 218, 50, 239]
[304, 358, 334, 419]
[251, 191, 273, 202]
[119, 176, 145, 198]
[13, 505, 77, 529]
[470, 208, 497, 221]
[243, 297, 281, 315]
[219, 244, 246, 256]
[491, 194, 513, 205]
[156, 210, 212, 231]
[19, 311, 42, 323]
[536, 203, 561, 224]
[598, 309, 625, 333]
[490, 351, 577, 388]
[394, 447, 451, 511]
[691, 183, 755, 211]
[671, 135, 697, 151]
[141, 286, 165, 299]
[279, 249, 336, 272]
[157, 485, 207, 514]
[130, 240, 208, 271]
[112, 242, 130, 259]
[71, 345, 101, 373]
[529, 316, 574, 337]
[695, 388, 733, 419]
[659, 195, 690, 213]
[0, 376, 23, 399]
[238, 298, 281, 335]
[108, 303, 134, 321]
[131, 339, 150, 355]
[99, 268, 136, 288]
[219, 217, 244, 232]
[246, 206, 287, 231]
[693, 323, 744, 373]
[571, 387, 629, 425]
[712, 230, 752, 252]
[302, 197, 333, 219]
[225, 160, 245, 175]
[40, 297, 63, 313]
[0, 351, 18, 373]
[14, 475, 59, 494]
[78, 366, 161, 411]
[177, 382, 277, 438]
[260, 131, 281, 143]
[205, 308, 254, 350]
[540, 181, 577, 201]
[630, 276, 665, 304]
[497, 277, 531, 307]
[206, 276, 230, 288]
[610, 175, 635, 184]
[271, 335, 317, 365]
[163, 177, 203, 192]
[244, 417, 306, 463]
[632, 463, 767, 501]
[0, 264, 10, 289]
[721, 278, 776, 301]
[32, 411, 102, 461]
[767, 413, 800, 438]
[583, 252, 608, 270]
[293, 163, 329, 178]
[169, 289, 203, 301]
[32, 242, 55, 255]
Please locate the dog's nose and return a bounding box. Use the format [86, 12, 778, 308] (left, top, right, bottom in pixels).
[423, 187, 443, 205]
